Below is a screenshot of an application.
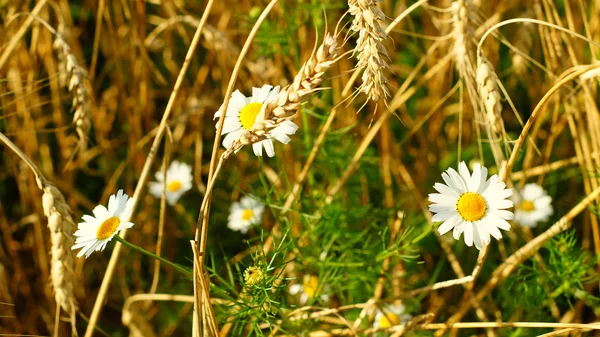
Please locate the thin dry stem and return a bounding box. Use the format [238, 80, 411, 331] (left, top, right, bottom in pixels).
[83, 2, 216, 335]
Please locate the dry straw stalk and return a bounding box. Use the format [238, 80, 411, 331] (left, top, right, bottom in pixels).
[348, 0, 390, 102]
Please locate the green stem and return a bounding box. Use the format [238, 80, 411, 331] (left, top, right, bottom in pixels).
[115, 235, 192, 277]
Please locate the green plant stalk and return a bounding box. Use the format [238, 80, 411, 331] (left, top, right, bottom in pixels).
[115, 235, 191, 277]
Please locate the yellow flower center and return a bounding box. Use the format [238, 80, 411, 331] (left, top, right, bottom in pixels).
[239, 102, 262, 130]
[96, 216, 121, 240]
[167, 180, 182, 192]
[241, 209, 254, 221]
[378, 312, 400, 328]
[520, 200, 535, 212]
[456, 192, 487, 222]
[243, 266, 265, 288]
[303, 275, 320, 299]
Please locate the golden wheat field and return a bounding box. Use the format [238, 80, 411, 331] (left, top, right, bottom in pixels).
[2, 0, 600, 336]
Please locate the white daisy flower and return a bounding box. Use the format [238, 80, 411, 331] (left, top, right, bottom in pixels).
[373, 303, 411, 329]
[289, 275, 330, 305]
[72, 190, 135, 258]
[514, 183, 553, 228]
[148, 160, 193, 205]
[428, 162, 514, 250]
[227, 195, 265, 234]
[214, 84, 298, 157]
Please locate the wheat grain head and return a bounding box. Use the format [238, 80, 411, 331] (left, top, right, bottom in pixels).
[53, 34, 91, 155]
[348, 0, 390, 102]
[476, 52, 504, 135]
[230, 33, 338, 151]
[41, 183, 78, 324]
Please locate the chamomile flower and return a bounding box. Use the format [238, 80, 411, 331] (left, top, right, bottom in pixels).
[214, 84, 298, 157]
[428, 162, 514, 249]
[148, 161, 193, 205]
[514, 183, 553, 228]
[289, 275, 330, 305]
[227, 195, 265, 234]
[72, 190, 135, 258]
[373, 303, 411, 329]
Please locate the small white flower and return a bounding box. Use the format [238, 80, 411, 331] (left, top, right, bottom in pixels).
[227, 195, 265, 234]
[214, 84, 298, 157]
[72, 190, 135, 258]
[514, 183, 553, 228]
[289, 275, 330, 305]
[428, 162, 514, 249]
[373, 303, 411, 329]
[148, 161, 193, 205]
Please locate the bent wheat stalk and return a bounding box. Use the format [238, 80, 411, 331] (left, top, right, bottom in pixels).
[0, 132, 78, 335]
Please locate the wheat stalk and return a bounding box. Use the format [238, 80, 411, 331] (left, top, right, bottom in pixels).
[348, 0, 390, 102]
[230, 33, 338, 151]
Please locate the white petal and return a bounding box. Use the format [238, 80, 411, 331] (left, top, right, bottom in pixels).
[463, 222, 474, 247]
[488, 224, 503, 239]
[476, 165, 488, 194]
[428, 193, 457, 205]
[448, 168, 468, 192]
[438, 214, 461, 235]
[221, 117, 243, 134]
[148, 182, 163, 198]
[253, 84, 273, 103]
[458, 162, 471, 184]
[432, 211, 455, 222]
[252, 142, 263, 156]
[266, 85, 280, 102]
[263, 139, 275, 157]
[108, 194, 117, 215]
[92, 205, 109, 221]
[469, 163, 481, 192]
[473, 225, 483, 249]
[433, 183, 459, 197]
[222, 130, 243, 149]
[453, 220, 465, 240]
[429, 204, 456, 213]
[289, 284, 302, 295]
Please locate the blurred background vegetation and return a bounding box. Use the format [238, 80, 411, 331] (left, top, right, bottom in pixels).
[1, 0, 600, 336]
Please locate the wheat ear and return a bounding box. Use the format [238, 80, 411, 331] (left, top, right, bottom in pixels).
[348, 0, 390, 101]
[451, 0, 480, 103]
[17, 14, 92, 155]
[231, 33, 338, 151]
[42, 183, 78, 319]
[476, 52, 504, 136]
[511, 19, 534, 77]
[53, 34, 92, 154]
